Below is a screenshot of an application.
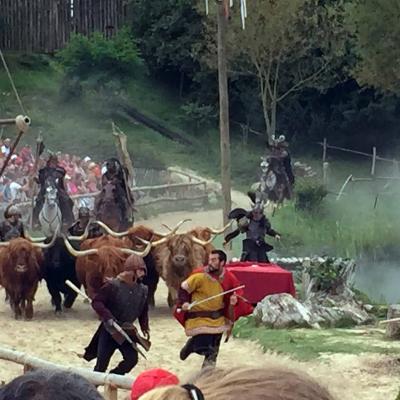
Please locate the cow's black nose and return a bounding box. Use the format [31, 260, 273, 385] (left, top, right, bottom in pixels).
[174, 255, 185, 263]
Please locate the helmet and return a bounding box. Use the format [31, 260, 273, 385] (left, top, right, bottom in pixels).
[4, 205, 22, 219]
[124, 254, 147, 274]
[78, 207, 90, 218]
[47, 154, 58, 165]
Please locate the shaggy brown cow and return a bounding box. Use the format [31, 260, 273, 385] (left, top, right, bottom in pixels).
[96, 220, 230, 307]
[94, 220, 191, 307]
[0, 236, 56, 319]
[64, 235, 151, 299]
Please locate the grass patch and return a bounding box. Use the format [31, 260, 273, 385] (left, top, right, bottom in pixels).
[233, 316, 400, 361]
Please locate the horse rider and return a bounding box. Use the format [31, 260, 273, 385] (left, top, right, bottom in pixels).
[32, 154, 74, 228]
[68, 206, 101, 238]
[0, 205, 25, 241]
[81, 254, 150, 375]
[224, 196, 281, 263]
[268, 135, 295, 187]
[100, 158, 134, 224]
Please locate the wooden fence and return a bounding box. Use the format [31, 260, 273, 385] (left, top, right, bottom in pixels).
[0, 347, 132, 400]
[0, 0, 128, 52]
[12, 168, 209, 221]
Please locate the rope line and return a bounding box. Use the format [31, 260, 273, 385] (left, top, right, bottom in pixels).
[0, 48, 26, 115]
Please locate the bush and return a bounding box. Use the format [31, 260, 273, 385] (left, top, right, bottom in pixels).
[295, 179, 327, 211]
[58, 27, 142, 81]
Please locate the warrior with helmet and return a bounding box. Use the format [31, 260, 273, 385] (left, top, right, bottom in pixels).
[81, 254, 150, 375]
[0, 204, 25, 241]
[268, 134, 295, 187]
[32, 154, 74, 228]
[68, 207, 101, 238]
[224, 193, 281, 263]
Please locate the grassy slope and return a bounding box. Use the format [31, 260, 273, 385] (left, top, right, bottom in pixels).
[233, 317, 400, 361]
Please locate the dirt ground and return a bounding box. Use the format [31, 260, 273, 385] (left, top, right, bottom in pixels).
[0, 209, 399, 400]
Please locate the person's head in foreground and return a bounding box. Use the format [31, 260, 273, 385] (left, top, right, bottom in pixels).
[138, 366, 335, 400]
[0, 368, 104, 400]
[131, 368, 180, 400]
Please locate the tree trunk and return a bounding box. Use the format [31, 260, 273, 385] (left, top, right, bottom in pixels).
[386, 304, 400, 339]
[217, 3, 231, 226]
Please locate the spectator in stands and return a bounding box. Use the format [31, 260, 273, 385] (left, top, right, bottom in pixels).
[1, 138, 11, 157]
[0, 369, 105, 400]
[139, 366, 335, 400]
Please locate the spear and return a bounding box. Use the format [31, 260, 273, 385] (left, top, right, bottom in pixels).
[29, 133, 43, 229]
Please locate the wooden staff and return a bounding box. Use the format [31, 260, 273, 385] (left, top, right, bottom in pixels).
[0, 115, 31, 179]
[29, 134, 43, 229]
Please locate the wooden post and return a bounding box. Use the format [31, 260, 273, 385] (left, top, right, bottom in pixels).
[322, 162, 329, 186]
[385, 305, 400, 339]
[322, 137, 327, 163]
[217, 1, 232, 227]
[371, 146, 376, 176]
[104, 384, 118, 400]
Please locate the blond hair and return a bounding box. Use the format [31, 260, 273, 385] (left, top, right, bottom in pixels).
[139, 366, 335, 400]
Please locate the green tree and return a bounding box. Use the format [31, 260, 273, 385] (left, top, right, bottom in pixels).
[226, 0, 348, 142]
[130, 0, 205, 93]
[347, 0, 400, 93]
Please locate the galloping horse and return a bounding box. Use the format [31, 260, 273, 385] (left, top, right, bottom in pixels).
[94, 179, 129, 232]
[38, 179, 62, 236]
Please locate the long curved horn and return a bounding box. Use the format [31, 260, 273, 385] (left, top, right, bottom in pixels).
[63, 236, 98, 258]
[190, 235, 214, 246]
[0, 241, 9, 247]
[154, 219, 193, 237]
[150, 236, 169, 247]
[93, 221, 130, 238]
[25, 232, 47, 243]
[208, 221, 233, 235]
[119, 241, 152, 258]
[32, 227, 59, 249]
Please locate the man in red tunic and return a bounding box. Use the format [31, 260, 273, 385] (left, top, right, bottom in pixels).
[175, 249, 253, 368]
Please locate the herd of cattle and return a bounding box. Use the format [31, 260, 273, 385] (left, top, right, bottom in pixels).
[0, 219, 229, 319]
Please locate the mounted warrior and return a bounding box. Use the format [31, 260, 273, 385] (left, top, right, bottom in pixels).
[95, 157, 134, 231]
[32, 154, 74, 229]
[224, 192, 281, 263]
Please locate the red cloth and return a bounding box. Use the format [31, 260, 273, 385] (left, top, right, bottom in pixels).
[225, 262, 296, 304]
[174, 267, 254, 327]
[131, 368, 179, 400]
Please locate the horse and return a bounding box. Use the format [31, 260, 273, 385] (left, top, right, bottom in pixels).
[38, 180, 62, 237]
[94, 179, 129, 232]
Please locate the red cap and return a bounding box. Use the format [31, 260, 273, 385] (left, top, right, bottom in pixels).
[131, 368, 179, 400]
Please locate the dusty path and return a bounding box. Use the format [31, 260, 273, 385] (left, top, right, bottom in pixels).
[0, 209, 399, 399]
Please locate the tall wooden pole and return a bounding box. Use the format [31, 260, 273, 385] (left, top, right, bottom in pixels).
[217, 1, 232, 226]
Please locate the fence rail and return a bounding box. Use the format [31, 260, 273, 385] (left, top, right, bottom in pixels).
[0, 347, 132, 400]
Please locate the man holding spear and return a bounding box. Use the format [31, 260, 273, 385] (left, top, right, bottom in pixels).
[175, 249, 253, 368]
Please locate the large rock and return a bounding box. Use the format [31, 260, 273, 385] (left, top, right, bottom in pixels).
[385, 304, 400, 339]
[253, 293, 319, 329]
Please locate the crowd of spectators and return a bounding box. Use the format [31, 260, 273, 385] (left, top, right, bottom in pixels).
[0, 138, 103, 205]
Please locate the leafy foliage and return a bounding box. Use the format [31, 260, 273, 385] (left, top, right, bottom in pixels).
[295, 180, 328, 211]
[304, 257, 350, 292]
[58, 27, 142, 81]
[224, 0, 349, 140]
[347, 0, 400, 93]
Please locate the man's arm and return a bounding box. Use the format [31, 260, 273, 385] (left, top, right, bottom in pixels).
[264, 218, 280, 238]
[91, 283, 115, 322]
[224, 228, 240, 244]
[138, 300, 149, 334]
